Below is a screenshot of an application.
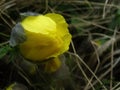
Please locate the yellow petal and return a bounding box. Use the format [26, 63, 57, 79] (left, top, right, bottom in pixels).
[45, 13, 72, 55]
[20, 15, 63, 61]
[21, 15, 56, 35]
[45, 13, 68, 37]
[44, 57, 61, 73]
[20, 31, 63, 61]
[20, 13, 71, 62]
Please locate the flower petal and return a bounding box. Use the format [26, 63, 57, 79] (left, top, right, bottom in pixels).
[45, 13, 72, 54]
[20, 15, 63, 61]
[20, 32, 62, 61]
[20, 13, 71, 62]
[21, 15, 56, 35]
[44, 57, 61, 73]
[45, 13, 68, 37]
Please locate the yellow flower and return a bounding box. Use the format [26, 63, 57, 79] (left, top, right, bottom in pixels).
[19, 13, 71, 72]
[20, 13, 71, 61]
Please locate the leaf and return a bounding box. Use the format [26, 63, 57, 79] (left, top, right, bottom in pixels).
[0, 45, 11, 59]
[9, 23, 27, 47]
[20, 12, 39, 20]
[6, 82, 28, 90]
[71, 17, 84, 34]
[20, 12, 39, 16]
[109, 9, 120, 30]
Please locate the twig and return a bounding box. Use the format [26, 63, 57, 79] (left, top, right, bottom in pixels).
[66, 1, 120, 9]
[70, 41, 95, 90]
[0, 41, 9, 46]
[68, 52, 107, 90]
[112, 82, 120, 90]
[84, 40, 100, 90]
[103, 0, 109, 18]
[110, 26, 118, 89]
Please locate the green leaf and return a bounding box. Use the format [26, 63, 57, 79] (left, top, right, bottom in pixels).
[6, 82, 28, 90]
[109, 9, 120, 30]
[0, 45, 11, 59]
[71, 17, 84, 34]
